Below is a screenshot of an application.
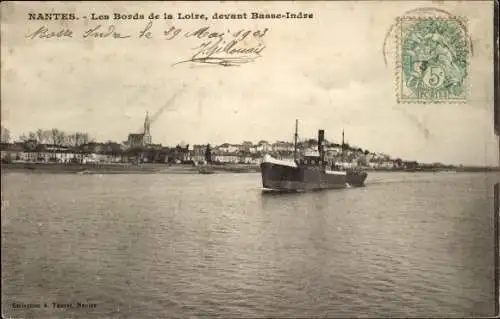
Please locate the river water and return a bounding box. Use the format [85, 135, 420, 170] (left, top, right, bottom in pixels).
[1, 171, 498, 318]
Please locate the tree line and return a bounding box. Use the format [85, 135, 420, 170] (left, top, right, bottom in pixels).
[1, 125, 96, 148]
[18, 128, 94, 148]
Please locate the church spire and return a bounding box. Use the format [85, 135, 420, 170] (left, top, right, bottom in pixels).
[143, 111, 152, 145]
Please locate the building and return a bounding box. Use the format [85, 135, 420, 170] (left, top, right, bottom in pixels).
[127, 133, 146, 148]
[127, 112, 152, 148]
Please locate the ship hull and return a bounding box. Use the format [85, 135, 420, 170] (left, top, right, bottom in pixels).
[346, 170, 368, 187]
[260, 162, 347, 192]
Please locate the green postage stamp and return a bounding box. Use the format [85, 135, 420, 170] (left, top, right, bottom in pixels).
[396, 16, 470, 103]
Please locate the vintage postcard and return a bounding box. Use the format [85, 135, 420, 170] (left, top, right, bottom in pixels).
[1, 1, 499, 318]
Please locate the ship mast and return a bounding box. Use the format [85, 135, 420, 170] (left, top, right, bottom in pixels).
[293, 119, 299, 161]
[341, 129, 345, 164]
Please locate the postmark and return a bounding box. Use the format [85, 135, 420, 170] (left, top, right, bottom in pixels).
[395, 15, 469, 104]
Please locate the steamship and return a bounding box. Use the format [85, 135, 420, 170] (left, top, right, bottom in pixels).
[260, 120, 367, 192]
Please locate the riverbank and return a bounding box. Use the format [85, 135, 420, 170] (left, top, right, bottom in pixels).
[0, 162, 261, 174]
[1, 162, 498, 174]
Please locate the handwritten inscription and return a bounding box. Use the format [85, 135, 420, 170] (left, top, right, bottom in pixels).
[24, 10, 312, 67]
[82, 25, 130, 39]
[25, 21, 269, 67]
[26, 26, 73, 39]
[177, 27, 268, 66]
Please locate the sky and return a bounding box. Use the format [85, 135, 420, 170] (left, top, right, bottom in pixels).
[1, 1, 498, 166]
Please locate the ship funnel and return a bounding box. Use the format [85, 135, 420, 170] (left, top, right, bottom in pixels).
[318, 129, 325, 162]
[318, 130, 325, 149]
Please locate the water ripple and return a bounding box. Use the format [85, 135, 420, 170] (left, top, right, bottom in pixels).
[1, 172, 497, 318]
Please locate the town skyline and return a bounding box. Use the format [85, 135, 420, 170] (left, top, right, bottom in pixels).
[1, 122, 497, 168]
[0, 123, 386, 153]
[1, 1, 497, 167]
[2, 96, 499, 166]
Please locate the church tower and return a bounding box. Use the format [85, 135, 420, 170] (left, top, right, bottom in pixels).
[143, 111, 152, 145]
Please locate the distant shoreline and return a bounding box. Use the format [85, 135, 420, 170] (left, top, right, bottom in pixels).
[1, 162, 499, 175]
[0, 162, 261, 175]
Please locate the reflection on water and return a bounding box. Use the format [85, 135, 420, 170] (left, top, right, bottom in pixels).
[1, 172, 498, 318]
